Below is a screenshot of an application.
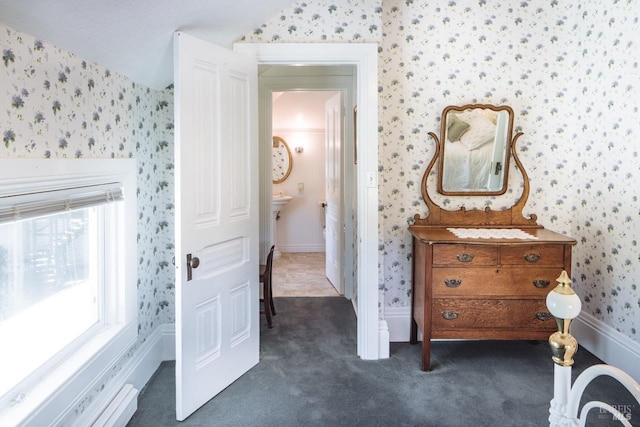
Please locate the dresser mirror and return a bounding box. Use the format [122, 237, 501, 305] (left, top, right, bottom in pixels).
[438, 104, 514, 196]
[417, 103, 534, 227]
[272, 136, 292, 184]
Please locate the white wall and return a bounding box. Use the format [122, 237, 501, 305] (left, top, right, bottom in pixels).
[272, 129, 326, 252]
[272, 91, 340, 253]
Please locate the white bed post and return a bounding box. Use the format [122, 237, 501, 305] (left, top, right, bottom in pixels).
[546, 271, 581, 427]
[546, 271, 640, 427]
[549, 365, 572, 426]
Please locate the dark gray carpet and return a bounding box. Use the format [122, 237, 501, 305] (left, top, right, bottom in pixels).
[128, 297, 638, 427]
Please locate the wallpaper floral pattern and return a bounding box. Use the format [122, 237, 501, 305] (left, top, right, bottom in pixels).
[1, 23, 174, 422]
[571, 2, 639, 337]
[240, 0, 382, 43]
[1, 2, 638, 418]
[241, 0, 639, 343]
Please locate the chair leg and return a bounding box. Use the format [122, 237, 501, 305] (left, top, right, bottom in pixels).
[269, 279, 276, 316]
[263, 280, 273, 328]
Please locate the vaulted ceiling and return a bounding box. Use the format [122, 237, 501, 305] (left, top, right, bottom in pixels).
[0, 0, 294, 90]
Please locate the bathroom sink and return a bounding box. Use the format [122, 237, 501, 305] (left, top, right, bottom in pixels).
[271, 195, 292, 260]
[272, 195, 292, 208]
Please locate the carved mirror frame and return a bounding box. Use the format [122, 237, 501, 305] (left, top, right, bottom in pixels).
[272, 136, 293, 184]
[414, 104, 539, 228]
[438, 104, 514, 196]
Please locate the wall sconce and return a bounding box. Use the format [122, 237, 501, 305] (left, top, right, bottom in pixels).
[294, 146, 304, 154]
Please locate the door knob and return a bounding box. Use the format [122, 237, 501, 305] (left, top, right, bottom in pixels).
[186, 253, 200, 281]
[190, 256, 200, 269]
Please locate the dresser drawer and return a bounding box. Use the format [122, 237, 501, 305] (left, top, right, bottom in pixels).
[432, 244, 498, 266]
[500, 244, 566, 267]
[432, 267, 560, 298]
[432, 298, 555, 330]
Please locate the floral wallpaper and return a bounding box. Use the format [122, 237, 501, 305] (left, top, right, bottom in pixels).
[1, 23, 174, 422]
[240, 0, 382, 43]
[240, 0, 639, 343]
[1, 3, 638, 417]
[570, 1, 639, 337]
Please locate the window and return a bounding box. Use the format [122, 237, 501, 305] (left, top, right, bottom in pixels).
[0, 159, 136, 425]
[0, 207, 102, 397]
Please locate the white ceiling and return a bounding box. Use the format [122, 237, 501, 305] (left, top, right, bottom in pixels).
[0, 0, 294, 90]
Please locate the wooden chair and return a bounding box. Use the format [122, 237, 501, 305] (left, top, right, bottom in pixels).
[259, 245, 276, 328]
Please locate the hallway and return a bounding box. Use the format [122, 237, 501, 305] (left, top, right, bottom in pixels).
[272, 252, 339, 297]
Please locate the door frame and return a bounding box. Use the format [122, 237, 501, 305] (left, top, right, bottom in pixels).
[234, 43, 382, 360]
[259, 72, 354, 299]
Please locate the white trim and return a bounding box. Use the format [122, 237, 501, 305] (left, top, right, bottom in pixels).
[74, 323, 174, 427]
[234, 42, 380, 360]
[0, 159, 137, 427]
[69, 330, 151, 427]
[162, 323, 176, 361]
[384, 306, 413, 342]
[91, 384, 138, 427]
[572, 312, 640, 383]
[378, 320, 390, 359]
[272, 128, 325, 135]
[277, 243, 325, 252]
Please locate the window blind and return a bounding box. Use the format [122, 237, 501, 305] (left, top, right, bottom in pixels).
[0, 182, 123, 224]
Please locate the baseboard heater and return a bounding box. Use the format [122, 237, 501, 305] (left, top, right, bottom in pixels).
[92, 384, 138, 427]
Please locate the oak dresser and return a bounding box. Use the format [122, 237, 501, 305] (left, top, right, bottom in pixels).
[410, 104, 576, 371]
[409, 226, 576, 371]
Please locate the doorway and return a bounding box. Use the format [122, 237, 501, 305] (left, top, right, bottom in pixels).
[271, 89, 343, 297]
[269, 85, 350, 298]
[234, 42, 382, 360]
[259, 66, 356, 301]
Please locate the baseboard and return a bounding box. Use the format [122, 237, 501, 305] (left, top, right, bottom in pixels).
[378, 320, 390, 359]
[73, 323, 175, 427]
[277, 244, 324, 252]
[384, 306, 412, 342]
[572, 312, 640, 383]
[161, 323, 176, 361]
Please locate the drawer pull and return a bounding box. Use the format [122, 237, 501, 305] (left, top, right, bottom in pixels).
[441, 311, 459, 320]
[444, 279, 462, 288]
[533, 280, 551, 288]
[456, 253, 475, 263]
[535, 312, 553, 321]
[524, 253, 542, 263]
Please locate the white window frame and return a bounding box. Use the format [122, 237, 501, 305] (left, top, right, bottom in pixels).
[0, 159, 137, 426]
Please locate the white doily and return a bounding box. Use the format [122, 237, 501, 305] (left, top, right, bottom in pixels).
[446, 228, 538, 240]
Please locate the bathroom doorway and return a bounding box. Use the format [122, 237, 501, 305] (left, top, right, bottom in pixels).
[260, 65, 356, 300]
[271, 90, 341, 297]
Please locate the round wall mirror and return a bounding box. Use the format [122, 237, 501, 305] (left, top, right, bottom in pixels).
[272, 136, 292, 184]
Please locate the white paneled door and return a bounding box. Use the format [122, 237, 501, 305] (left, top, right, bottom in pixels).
[173, 32, 259, 421]
[325, 93, 343, 294]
